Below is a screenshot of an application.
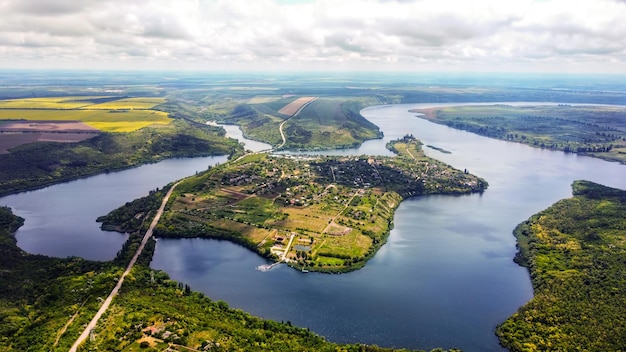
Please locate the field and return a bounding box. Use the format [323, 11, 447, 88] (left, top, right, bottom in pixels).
[0, 96, 110, 109]
[0, 96, 172, 133]
[277, 96, 317, 116]
[0, 120, 100, 154]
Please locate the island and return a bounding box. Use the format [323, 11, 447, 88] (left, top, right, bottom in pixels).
[497, 180, 626, 350]
[98, 135, 487, 273]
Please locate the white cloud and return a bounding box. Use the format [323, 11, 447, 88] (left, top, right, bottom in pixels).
[0, 0, 625, 73]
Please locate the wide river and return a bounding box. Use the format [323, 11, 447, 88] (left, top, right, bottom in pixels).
[3, 103, 626, 351]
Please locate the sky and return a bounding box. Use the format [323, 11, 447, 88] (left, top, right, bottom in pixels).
[0, 0, 625, 73]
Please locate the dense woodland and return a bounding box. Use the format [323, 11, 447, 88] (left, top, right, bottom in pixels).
[497, 181, 626, 351]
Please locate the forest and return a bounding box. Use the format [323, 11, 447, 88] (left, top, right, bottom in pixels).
[497, 181, 626, 351]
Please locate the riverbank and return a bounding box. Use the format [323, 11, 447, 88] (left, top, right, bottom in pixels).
[412, 104, 626, 165]
[0, 119, 241, 197]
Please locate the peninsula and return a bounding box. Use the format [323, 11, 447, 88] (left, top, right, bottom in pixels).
[99, 135, 487, 273]
[0, 205, 460, 352]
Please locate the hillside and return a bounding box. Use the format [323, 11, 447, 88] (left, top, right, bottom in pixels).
[219, 96, 384, 150]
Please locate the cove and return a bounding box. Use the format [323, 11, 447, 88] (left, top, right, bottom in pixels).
[152, 103, 626, 351]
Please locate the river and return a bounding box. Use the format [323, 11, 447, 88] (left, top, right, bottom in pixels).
[2, 103, 626, 351]
[2, 156, 228, 260]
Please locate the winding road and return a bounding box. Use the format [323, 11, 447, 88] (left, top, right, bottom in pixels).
[277, 97, 318, 149]
[69, 181, 180, 352]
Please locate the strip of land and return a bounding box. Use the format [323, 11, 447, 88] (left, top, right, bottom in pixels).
[412, 104, 626, 165]
[277, 96, 317, 116]
[277, 97, 318, 148]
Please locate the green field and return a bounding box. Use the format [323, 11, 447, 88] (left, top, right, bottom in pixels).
[497, 181, 626, 351]
[0, 96, 172, 132]
[281, 97, 382, 149]
[414, 105, 626, 164]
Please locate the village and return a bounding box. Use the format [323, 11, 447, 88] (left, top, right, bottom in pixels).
[153, 138, 487, 272]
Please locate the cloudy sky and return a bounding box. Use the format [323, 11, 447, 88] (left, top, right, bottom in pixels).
[1, 0, 625, 73]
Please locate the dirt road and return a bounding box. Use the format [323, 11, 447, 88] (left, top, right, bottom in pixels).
[69, 181, 180, 352]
